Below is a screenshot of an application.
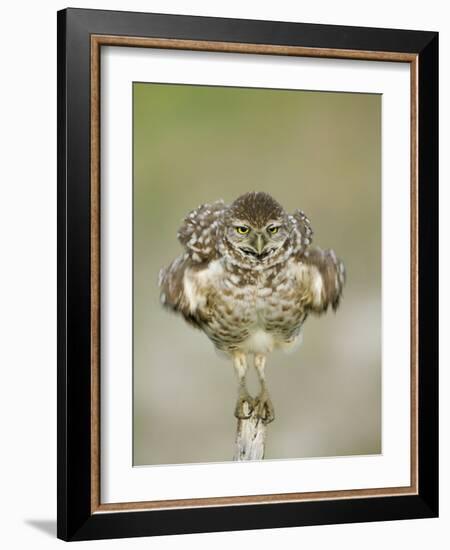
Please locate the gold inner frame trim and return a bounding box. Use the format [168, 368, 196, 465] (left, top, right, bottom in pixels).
[90, 34, 419, 514]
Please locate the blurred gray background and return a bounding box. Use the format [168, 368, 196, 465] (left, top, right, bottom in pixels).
[133, 83, 381, 465]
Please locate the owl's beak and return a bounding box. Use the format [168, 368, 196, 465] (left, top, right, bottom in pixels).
[252, 233, 267, 255]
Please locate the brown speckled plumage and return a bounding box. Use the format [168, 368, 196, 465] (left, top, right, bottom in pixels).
[158, 191, 345, 423]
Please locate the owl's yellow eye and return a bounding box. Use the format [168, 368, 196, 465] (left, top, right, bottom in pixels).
[236, 226, 250, 235]
[267, 225, 279, 234]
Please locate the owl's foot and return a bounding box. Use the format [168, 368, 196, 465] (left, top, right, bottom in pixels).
[234, 389, 255, 420]
[255, 390, 275, 424]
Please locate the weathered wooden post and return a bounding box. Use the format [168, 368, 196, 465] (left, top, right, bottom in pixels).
[233, 402, 268, 461]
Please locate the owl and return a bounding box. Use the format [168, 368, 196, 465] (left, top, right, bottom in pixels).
[159, 192, 345, 424]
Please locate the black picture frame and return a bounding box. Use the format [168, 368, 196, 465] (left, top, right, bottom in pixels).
[57, 7, 438, 541]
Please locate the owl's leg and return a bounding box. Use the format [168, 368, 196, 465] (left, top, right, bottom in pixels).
[233, 351, 254, 420]
[254, 353, 275, 424]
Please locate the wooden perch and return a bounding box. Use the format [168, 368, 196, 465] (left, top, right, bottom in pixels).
[233, 402, 268, 461]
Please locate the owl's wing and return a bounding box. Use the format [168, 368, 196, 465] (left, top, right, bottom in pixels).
[158, 200, 227, 327]
[293, 247, 346, 313]
[177, 200, 227, 263]
[288, 209, 314, 255]
[158, 255, 204, 327]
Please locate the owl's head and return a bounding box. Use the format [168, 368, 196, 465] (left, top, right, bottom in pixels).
[223, 192, 289, 262]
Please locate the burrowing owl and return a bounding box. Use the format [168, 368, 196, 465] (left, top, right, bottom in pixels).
[159, 192, 345, 424]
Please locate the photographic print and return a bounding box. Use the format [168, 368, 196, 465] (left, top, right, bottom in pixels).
[133, 83, 381, 465]
[58, 9, 438, 540]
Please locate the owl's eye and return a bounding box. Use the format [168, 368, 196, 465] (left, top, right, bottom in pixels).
[267, 225, 279, 234]
[236, 226, 250, 235]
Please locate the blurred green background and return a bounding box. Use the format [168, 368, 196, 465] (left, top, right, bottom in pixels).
[133, 82, 381, 466]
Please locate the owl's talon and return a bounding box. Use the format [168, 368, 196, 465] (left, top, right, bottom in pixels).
[255, 392, 275, 424]
[234, 392, 254, 419]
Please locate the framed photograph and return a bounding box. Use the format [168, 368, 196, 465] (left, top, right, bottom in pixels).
[57, 8, 438, 541]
